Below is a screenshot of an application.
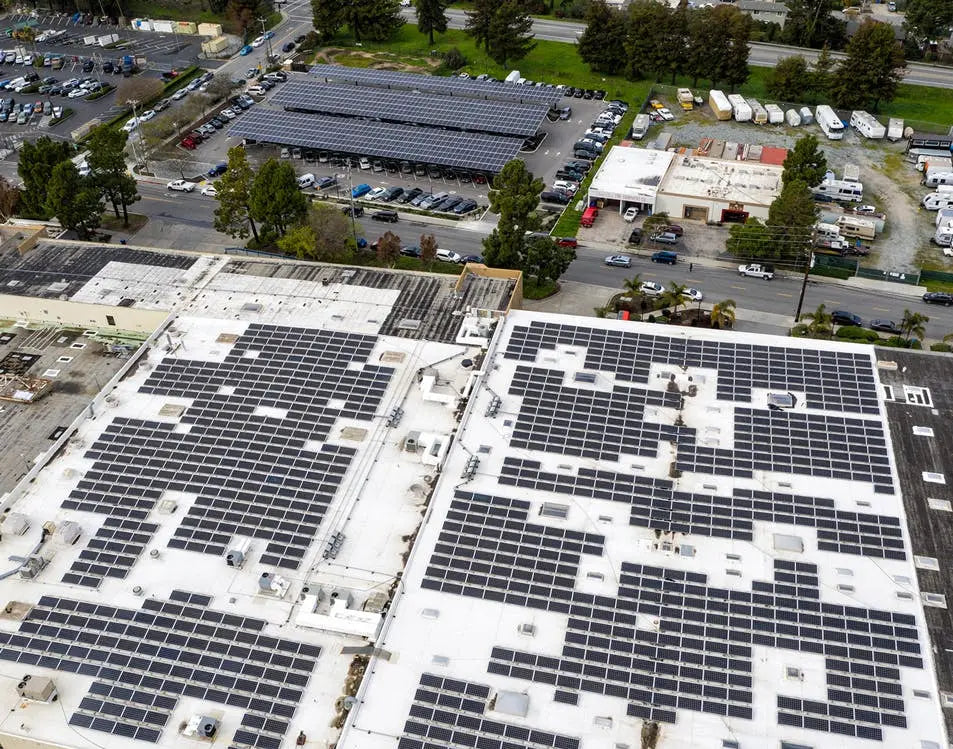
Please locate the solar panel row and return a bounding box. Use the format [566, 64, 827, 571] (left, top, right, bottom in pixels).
[227, 109, 523, 173]
[271, 78, 549, 137]
[309, 64, 561, 105]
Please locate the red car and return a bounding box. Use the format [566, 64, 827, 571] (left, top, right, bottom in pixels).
[661, 224, 684, 237]
[179, 137, 197, 150]
[555, 237, 578, 248]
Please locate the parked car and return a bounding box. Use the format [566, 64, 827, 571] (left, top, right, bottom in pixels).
[371, 210, 398, 223]
[685, 288, 703, 302]
[460, 254, 484, 264]
[628, 228, 643, 245]
[453, 199, 478, 215]
[650, 232, 679, 245]
[366, 187, 388, 201]
[434, 196, 463, 212]
[380, 186, 404, 202]
[200, 184, 217, 197]
[351, 183, 372, 198]
[555, 237, 578, 248]
[316, 176, 336, 189]
[831, 310, 862, 326]
[239, 45, 253, 56]
[623, 207, 639, 222]
[167, 179, 196, 192]
[282, 41, 295, 53]
[923, 291, 953, 306]
[604, 255, 632, 268]
[400, 187, 423, 204]
[870, 319, 900, 334]
[641, 281, 664, 296]
[436, 249, 463, 263]
[661, 224, 684, 237]
[540, 191, 570, 205]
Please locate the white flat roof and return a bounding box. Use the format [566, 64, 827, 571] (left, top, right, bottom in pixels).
[660, 154, 782, 206]
[589, 146, 675, 204]
[342, 311, 946, 749]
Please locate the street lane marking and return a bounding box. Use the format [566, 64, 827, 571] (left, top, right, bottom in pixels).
[731, 285, 745, 290]
[776, 292, 793, 297]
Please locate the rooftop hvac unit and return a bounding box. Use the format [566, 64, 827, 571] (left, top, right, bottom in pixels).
[55, 520, 82, 545]
[16, 675, 57, 702]
[225, 537, 251, 568]
[404, 431, 421, 453]
[19, 556, 48, 579]
[258, 571, 290, 597]
[3, 512, 29, 536]
[182, 714, 219, 739]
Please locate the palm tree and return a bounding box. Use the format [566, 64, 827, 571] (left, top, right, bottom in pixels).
[709, 299, 736, 330]
[663, 282, 689, 316]
[900, 309, 929, 344]
[803, 303, 833, 339]
[622, 274, 643, 297]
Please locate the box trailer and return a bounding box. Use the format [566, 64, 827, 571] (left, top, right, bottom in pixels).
[815, 105, 844, 140]
[799, 106, 814, 125]
[747, 98, 768, 124]
[887, 118, 904, 142]
[836, 215, 877, 240]
[764, 104, 784, 125]
[728, 94, 752, 122]
[630, 113, 651, 140]
[850, 110, 886, 139]
[709, 89, 732, 120]
[785, 109, 801, 127]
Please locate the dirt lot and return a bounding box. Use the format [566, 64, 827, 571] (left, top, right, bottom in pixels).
[649, 102, 936, 272]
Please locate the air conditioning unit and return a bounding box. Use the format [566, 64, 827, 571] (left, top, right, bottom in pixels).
[16, 675, 57, 702]
[182, 714, 219, 739]
[225, 537, 251, 568]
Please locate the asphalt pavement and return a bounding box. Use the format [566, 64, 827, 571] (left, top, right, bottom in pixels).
[403, 8, 953, 90]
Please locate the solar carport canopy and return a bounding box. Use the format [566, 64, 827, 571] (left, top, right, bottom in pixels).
[309, 64, 562, 106]
[272, 78, 549, 138]
[227, 109, 524, 173]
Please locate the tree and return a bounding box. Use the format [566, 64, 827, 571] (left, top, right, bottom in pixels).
[348, 0, 404, 42]
[419, 233, 438, 268]
[782, 134, 827, 187]
[249, 159, 308, 240]
[214, 146, 259, 242]
[278, 225, 318, 258]
[483, 159, 544, 269]
[415, 0, 448, 45]
[801, 303, 833, 338]
[683, 6, 720, 87]
[726, 217, 773, 258]
[45, 162, 103, 240]
[624, 0, 671, 81]
[720, 6, 752, 90]
[86, 125, 140, 227]
[306, 203, 354, 261]
[376, 230, 401, 266]
[523, 235, 576, 287]
[903, 0, 953, 47]
[622, 273, 643, 297]
[710, 299, 736, 330]
[810, 44, 835, 102]
[18, 136, 72, 219]
[487, 1, 536, 67]
[114, 77, 163, 106]
[900, 309, 928, 343]
[830, 21, 906, 111]
[465, 0, 496, 50]
[311, 0, 344, 39]
[642, 211, 670, 235]
[0, 176, 19, 220]
[780, 0, 846, 50]
[577, 0, 627, 75]
[203, 73, 239, 104]
[767, 180, 817, 259]
[766, 55, 810, 102]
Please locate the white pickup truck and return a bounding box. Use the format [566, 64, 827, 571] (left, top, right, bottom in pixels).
[738, 263, 775, 280]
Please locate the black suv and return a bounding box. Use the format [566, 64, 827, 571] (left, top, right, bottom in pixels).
[831, 310, 862, 327]
[923, 291, 953, 306]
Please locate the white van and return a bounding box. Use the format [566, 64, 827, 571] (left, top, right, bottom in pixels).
[435, 249, 462, 263]
[296, 173, 315, 189]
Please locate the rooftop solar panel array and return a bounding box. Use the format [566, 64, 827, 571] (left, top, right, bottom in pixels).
[271, 78, 549, 137]
[228, 109, 523, 173]
[309, 64, 561, 105]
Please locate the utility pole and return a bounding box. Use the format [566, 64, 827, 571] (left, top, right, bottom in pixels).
[128, 98, 149, 173]
[257, 17, 273, 68]
[793, 242, 815, 323]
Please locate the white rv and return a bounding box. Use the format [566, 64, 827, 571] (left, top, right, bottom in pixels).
[935, 207, 953, 227]
[765, 104, 784, 125]
[934, 220, 953, 246]
[849, 110, 886, 139]
[813, 179, 864, 203]
[815, 105, 844, 140]
[785, 109, 801, 127]
[630, 113, 651, 140]
[836, 215, 876, 240]
[799, 106, 813, 125]
[747, 98, 768, 125]
[728, 93, 752, 122]
[923, 192, 953, 210]
[923, 168, 953, 187]
[887, 118, 904, 142]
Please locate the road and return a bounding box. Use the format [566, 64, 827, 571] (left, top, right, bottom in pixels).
[405, 8, 953, 90]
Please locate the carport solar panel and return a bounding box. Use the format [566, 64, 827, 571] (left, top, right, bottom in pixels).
[272, 79, 548, 137]
[309, 64, 561, 106]
[227, 109, 522, 173]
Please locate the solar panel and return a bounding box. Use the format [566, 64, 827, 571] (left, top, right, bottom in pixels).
[271, 79, 549, 137]
[227, 109, 523, 173]
[309, 64, 562, 105]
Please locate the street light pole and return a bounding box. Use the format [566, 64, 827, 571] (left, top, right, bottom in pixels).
[129, 98, 149, 172]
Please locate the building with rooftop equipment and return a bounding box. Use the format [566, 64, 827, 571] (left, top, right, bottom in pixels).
[0, 239, 950, 749]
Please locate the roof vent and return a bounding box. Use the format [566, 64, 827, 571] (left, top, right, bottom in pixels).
[518, 623, 536, 636]
[225, 537, 251, 568]
[55, 520, 82, 545]
[182, 714, 219, 740]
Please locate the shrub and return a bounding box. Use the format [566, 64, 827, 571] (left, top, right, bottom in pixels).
[835, 326, 880, 343]
[441, 47, 467, 72]
[930, 342, 952, 352]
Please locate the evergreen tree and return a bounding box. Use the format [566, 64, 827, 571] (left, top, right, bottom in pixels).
[683, 7, 720, 87]
[376, 230, 401, 266]
[348, 0, 404, 42]
[465, 0, 496, 50]
[830, 20, 906, 111]
[310, 0, 344, 39]
[780, 0, 846, 50]
[482, 159, 543, 269]
[45, 162, 103, 240]
[577, 0, 627, 75]
[17, 136, 72, 219]
[810, 44, 835, 102]
[306, 203, 355, 262]
[767, 180, 817, 260]
[782, 134, 827, 187]
[725, 218, 773, 258]
[214, 146, 259, 242]
[623, 0, 671, 81]
[249, 159, 308, 239]
[661, 4, 689, 84]
[720, 6, 751, 91]
[766, 55, 810, 102]
[85, 124, 140, 227]
[487, 1, 536, 67]
[523, 236, 576, 287]
[415, 0, 448, 45]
